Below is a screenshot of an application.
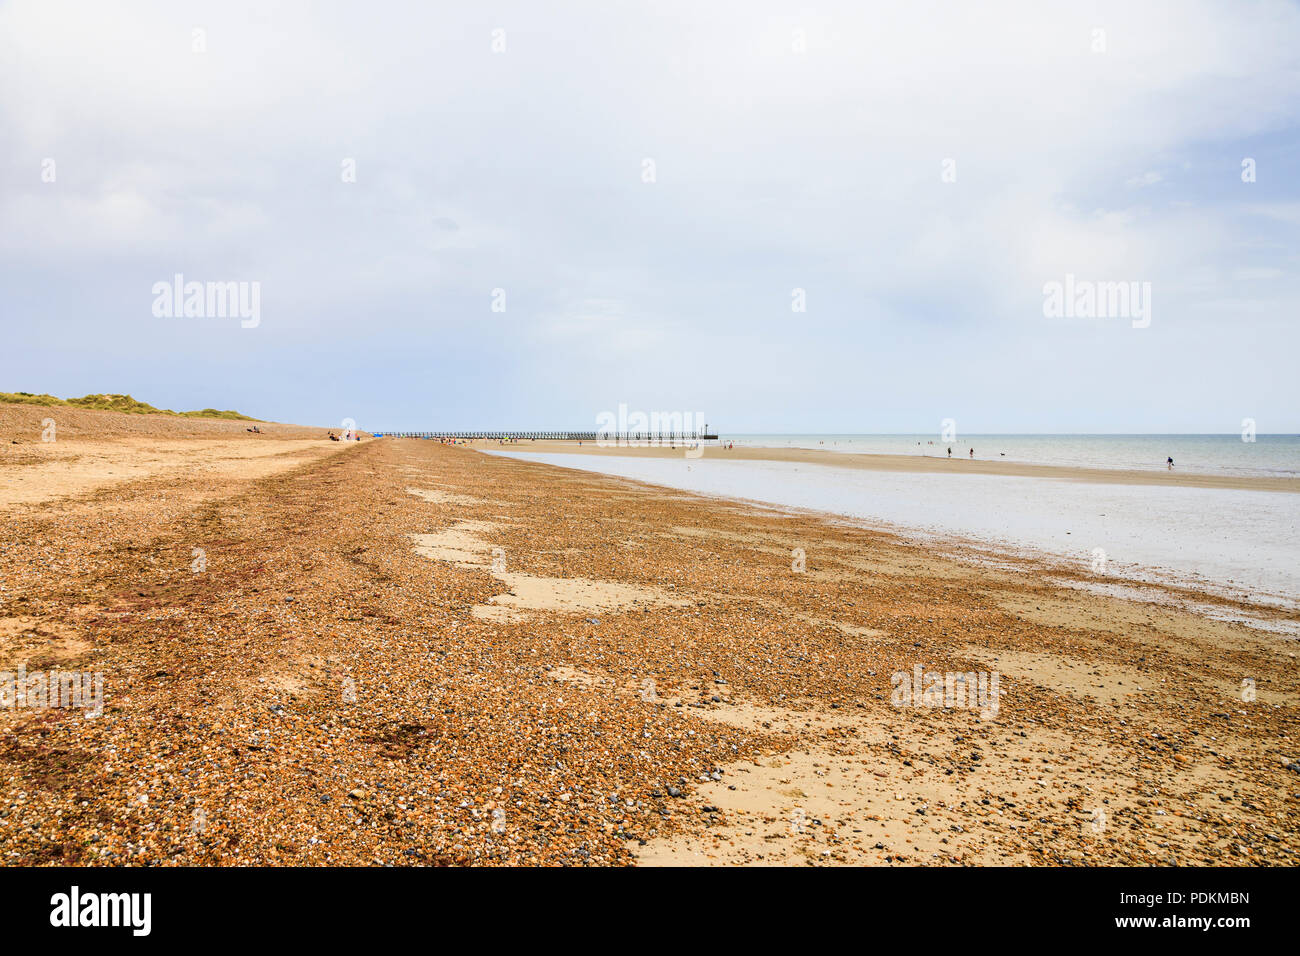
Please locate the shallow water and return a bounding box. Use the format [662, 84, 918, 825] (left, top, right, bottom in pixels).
[489, 450, 1300, 610]
[728, 434, 1300, 478]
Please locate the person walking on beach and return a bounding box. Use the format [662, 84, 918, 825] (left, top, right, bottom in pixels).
[1167, 456, 1174, 470]
[947, 447, 952, 458]
[969, 447, 974, 459]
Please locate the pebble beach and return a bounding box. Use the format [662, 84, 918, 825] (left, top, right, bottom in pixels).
[2, 406, 1298, 866]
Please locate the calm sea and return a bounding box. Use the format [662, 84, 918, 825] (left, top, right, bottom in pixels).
[724, 434, 1300, 478]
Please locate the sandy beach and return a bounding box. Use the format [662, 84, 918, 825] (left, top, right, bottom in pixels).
[1, 407, 1296, 866]
[0, 405, 360, 507]
[506, 440, 1300, 494]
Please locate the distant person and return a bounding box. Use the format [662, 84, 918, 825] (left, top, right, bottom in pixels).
[947, 447, 952, 458]
[969, 447, 974, 459]
[1167, 456, 1174, 470]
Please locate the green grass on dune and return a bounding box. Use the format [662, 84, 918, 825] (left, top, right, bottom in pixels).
[0, 392, 259, 421]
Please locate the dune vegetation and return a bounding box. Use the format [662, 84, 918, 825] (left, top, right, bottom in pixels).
[0, 391, 258, 421]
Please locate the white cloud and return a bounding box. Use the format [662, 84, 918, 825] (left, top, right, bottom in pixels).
[1, 0, 1298, 428]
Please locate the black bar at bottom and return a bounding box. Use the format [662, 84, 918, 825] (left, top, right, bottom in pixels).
[0, 865, 1273, 942]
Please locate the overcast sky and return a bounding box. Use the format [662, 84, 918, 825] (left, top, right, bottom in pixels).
[3, 0, 1298, 432]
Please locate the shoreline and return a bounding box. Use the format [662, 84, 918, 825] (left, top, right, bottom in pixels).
[478, 440, 1300, 493]
[483, 448, 1300, 631]
[2, 421, 1297, 866]
[484, 447, 1300, 618]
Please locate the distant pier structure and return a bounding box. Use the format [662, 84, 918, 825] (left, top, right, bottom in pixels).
[372, 429, 719, 441]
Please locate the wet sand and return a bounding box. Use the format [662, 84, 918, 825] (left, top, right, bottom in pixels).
[498, 440, 1300, 493]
